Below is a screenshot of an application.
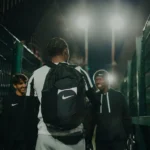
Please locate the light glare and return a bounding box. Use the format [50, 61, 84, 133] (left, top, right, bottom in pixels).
[77, 16, 89, 29]
[110, 15, 124, 30]
[108, 74, 116, 85]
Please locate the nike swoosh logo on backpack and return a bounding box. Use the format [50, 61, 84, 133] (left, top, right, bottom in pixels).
[62, 95, 74, 100]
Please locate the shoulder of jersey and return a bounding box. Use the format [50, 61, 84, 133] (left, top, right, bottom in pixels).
[33, 65, 50, 74]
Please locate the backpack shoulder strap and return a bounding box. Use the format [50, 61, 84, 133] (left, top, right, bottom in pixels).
[63, 63, 77, 69]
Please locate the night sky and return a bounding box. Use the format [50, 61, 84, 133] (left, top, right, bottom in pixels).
[2, 0, 148, 79]
[56, 0, 141, 77]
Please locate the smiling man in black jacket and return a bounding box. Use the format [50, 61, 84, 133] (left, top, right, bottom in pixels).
[3, 74, 28, 150]
[93, 70, 132, 150]
[3, 74, 39, 150]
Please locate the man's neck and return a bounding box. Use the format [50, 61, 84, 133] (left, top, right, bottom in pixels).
[16, 91, 23, 96]
[51, 56, 65, 63]
[101, 87, 109, 94]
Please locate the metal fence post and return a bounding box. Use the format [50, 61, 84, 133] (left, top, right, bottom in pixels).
[136, 36, 146, 116]
[136, 36, 147, 150]
[12, 41, 23, 74]
[127, 60, 132, 114]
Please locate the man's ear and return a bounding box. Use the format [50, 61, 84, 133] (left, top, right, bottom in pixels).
[13, 84, 16, 89]
[63, 48, 68, 55]
[63, 48, 69, 61]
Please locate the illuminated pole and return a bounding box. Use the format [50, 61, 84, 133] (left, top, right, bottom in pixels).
[77, 16, 89, 71]
[110, 15, 124, 71]
[85, 26, 88, 72]
[111, 27, 115, 71]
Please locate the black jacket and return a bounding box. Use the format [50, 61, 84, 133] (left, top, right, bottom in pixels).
[2, 93, 39, 149]
[95, 89, 132, 141]
[3, 93, 25, 141]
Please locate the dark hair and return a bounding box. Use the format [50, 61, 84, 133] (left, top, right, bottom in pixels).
[12, 74, 28, 85]
[46, 37, 68, 57]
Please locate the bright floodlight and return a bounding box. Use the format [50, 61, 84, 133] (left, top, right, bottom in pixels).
[110, 15, 124, 30]
[108, 74, 116, 85]
[77, 16, 89, 29]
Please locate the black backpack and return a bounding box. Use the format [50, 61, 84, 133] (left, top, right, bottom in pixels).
[41, 62, 86, 131]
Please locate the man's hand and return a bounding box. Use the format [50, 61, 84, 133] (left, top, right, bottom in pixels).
[86, 142, 93, 150]
[126, 134, 135, 150]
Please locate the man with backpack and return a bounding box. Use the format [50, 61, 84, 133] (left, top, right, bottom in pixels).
[26, 37, 96, 150]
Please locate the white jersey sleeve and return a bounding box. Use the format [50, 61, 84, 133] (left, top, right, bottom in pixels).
[26, 73, 37, 97]
[75, 66, 93, 91]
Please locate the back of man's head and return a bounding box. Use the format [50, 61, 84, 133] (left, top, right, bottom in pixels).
[46, 37, 69, 62]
